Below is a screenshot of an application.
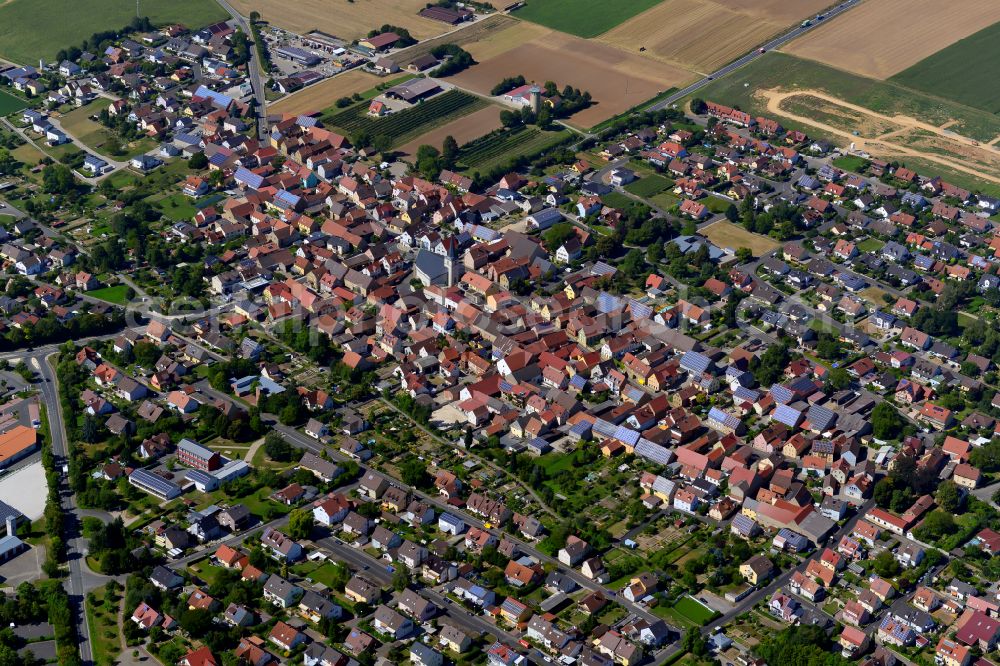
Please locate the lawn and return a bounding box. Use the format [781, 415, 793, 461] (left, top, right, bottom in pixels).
[513, 0, 663, 38]
[624, 175, 672, 198]
[673, 596, 719, 626]
[891, 21, 1000, 114]
[536, 452, 575, 476]
[601, 191, 635, 210]
[0, 0, 228, 64]
[857, 238, 884, 253]
[60, 98, 156, 159]
[0, 90, 29, 117]
[699, 220, 779, 256]
[87, 284, 131, 305]
[832, 155, 870, 173]
[85, 584, 122, 666]
[690, 51, 1000, 143]
[157, 193, 199, 221]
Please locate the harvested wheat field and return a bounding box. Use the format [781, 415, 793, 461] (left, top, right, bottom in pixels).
[269, 70, 382, 117]
[450, 30, 692, 127]
[783, 0, 1000, 79]
[391, 15, 532, 64]
[395, 106, 504, 158]
[229, 0, 450, 41]
[600, 0, 831, 73]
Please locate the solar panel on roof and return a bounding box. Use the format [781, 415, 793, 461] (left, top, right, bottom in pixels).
[591, 261, 616, 276]
[634, 440, 672, 465]
[773, 404, 803, 427]
[130, 469, 181, 496]
[806, 404, 837, 430]
[628, 299, 653, 320]
[595, 292, 622, 314]
[769, 384, 795, 404]
[612, 425, 640, 446]
[592, 419, 617, 438]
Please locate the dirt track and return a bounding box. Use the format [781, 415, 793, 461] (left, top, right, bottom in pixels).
[761, 88, 1000, 185]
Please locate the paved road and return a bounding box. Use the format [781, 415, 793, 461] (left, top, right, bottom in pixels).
[270, 418, 686, 658]
[648, 0, 861, 112]
[36, 352, 97, 665]
[213, 0, 268, 140]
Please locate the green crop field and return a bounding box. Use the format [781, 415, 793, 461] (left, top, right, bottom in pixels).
[0, 0, 228, 64]
[457, 125, 570, 171]
[890, 21, 1000, 114]
[690, 52, 1000, 143]
[0, 90, 29, 117]
[323, 90, 486, 148]
[513, 0, 663, 38]
[625, 175, 672, 198]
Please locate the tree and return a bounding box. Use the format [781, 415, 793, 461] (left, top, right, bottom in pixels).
[287, 509, 313, 540]
[935, 480, 963, 513]
[392, 564, 410, 592]
[542, 222, 576, 250]
[400, 456, 428, 488]
[682, 628, 708, 657]
[826, 367, 852, 391]
[725, 203, 739, 223]
[872, 550, 900, 578]
[442, 135, 459, 168]
[871, 402, 903, 440]
[915, 509, 955, 543]
[263, 433, 295, 462]
[188, 152, 208, 169]
[371, 134, 392, 157]
[690, 98, 707, 114]
[735, 247, 753, 263]
[42, 163, 76, 194]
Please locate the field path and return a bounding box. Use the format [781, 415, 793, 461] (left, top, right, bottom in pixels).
[761, 88, 1000, 185]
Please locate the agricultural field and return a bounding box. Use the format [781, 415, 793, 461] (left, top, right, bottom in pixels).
[690, 52, 1000, 143]
[322, 90, 487, 148]
[456, 126, 570, 171]
[449, 29, 690, 127]
[512, 0, 662, 38]
[699, 220, 779, 256]
[599, 0, 831, 73]
[228, 0, 449, 42]
[783, 0, 1000, 80]
[0, 0, 228, 64]
[392, 14, 526, 64]
[269, 70, 384, 117]
[395, 106, 504, 159]
[0, 90, 29, 117]
[890, 21, 1000, 114]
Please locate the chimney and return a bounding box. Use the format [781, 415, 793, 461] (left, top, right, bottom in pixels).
[5, 515, 15, 537]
